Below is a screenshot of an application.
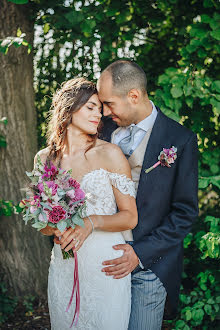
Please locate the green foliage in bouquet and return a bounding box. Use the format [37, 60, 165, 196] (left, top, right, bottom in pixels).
[21, 155, 86, 233]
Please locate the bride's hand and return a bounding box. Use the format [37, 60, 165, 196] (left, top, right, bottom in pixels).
[57, 218, 93, 252]
[40, 225, 61, 236]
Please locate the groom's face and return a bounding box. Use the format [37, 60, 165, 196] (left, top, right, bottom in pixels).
[97, 73, 134, 126]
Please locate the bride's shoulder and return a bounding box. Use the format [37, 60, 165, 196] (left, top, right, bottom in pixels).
[34, 147, 50, 166]
[95, 140, 131, 177]
[95, 139, 124, 158]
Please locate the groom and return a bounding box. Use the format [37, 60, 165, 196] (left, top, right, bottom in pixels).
[97, 60, 198, 329]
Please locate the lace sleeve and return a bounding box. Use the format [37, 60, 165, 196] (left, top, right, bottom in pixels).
[108, 172, 136, 198]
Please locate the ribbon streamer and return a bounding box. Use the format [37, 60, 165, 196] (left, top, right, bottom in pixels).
[65, 251, 80, 327]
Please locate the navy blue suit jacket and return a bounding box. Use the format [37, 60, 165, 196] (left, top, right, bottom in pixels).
[101, 107, 198, 315]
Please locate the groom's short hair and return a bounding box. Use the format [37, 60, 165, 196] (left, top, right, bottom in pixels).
[103, 60, 147, 96]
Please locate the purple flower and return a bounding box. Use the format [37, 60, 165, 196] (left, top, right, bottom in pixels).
[159, 146, 177, 168]
[38, 181, 58, 195]
[145, 146, 177, 174]
[74, 188, 85, 201]
[42, 163, 58, 179]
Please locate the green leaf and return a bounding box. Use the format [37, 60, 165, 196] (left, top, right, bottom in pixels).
[204, 304, 212, 315]
[40, 202, 52, 210]
[171, 86, 183, 98]
[106, 8, 119, 17]
[186, 97, 193, 108]
[158, 74, 170, 85]
[81, 19, 96, 34]
[190, 26, 207, 39]
[184, 85, 193, 96]
[203, 0, 214, 8]
[207, 298, 215, 304]
[198, 48, 207, 58]
[32, 222, 47, 230]
[175, 319, 186, 328]
[212, 80, 220, 93]
[7, 0, 28, 4]
[65, 10, 83, 24]
[71, 213, 84, 227]
[185, 309, 192, 321]
[40, 210, 48, 223]
[43, 23, 50, 34]
[165, 67, 178, 76]
[210, 29, 220, 41]
[0, 135, 7, 147]
[210, 164, 219, 174]
[57, 220, 67, 233]
[201, 14, 211, 23]
[192, 308, 204, 321]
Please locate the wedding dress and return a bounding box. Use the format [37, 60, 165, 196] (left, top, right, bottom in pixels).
[48, 168, 136, 330]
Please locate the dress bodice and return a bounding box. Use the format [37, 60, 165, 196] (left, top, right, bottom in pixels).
[80, 168, 136, 218]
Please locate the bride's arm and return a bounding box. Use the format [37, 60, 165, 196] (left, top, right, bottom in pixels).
[91, 145, 138, 231]
[59, 144, 138, 252]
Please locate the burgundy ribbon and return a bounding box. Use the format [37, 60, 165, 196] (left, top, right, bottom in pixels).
[65, 251, 80, 327]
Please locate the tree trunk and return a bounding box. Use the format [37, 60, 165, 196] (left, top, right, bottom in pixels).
[0, 0, 51, 297]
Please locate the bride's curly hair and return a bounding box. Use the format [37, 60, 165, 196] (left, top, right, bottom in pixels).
[46, 77, 99, 162]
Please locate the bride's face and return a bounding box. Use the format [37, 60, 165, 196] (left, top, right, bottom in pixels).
[71, 94, 102, 135]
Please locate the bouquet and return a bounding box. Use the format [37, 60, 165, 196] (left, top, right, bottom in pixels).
[20, 155, 85, 326]
[20, 155, 86, 259]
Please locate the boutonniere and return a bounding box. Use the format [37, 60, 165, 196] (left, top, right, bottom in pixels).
[145, 146, 177, 174]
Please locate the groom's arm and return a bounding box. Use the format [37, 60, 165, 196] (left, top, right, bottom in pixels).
[133, 132, 199, 269]
[102, 132, 198, 277]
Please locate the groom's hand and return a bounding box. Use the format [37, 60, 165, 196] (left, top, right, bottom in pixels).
[102, 244, 139, 279]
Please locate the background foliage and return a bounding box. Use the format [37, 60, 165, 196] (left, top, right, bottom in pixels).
[1, 0, 219, 328]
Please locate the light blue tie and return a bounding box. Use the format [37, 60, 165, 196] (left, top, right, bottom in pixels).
[118, 126, 141, 157]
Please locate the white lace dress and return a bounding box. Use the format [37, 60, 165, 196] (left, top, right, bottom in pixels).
[48, 169, 136, 330]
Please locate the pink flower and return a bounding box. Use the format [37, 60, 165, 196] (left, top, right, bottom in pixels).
[42, 163, 58, 179]
[145, 146, 177, 174]
[74, 188, 85, 201]
[48, 205, 66, 224]
[38, 181, 58, 195]
[159, 146, 177, 168]
[34, 195, 41, 207]
[30, 206, 37, 214]
[66, 189, 75, 199]
[69, 178, 80, 189]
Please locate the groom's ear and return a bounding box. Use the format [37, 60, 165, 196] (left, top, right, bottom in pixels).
[127, 89, 140, 105]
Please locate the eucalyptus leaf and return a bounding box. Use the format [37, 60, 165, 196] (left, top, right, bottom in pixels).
[32, 222, 47, 230]
[40, 202, 52, 210]
[57, 221, 67, 233]
[71, 213, 84, 227]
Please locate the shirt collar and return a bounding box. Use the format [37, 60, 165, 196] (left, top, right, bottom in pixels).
[130, 100, 157, 132]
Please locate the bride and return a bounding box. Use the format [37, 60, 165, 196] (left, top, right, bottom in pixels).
[34, 77, 138, 329]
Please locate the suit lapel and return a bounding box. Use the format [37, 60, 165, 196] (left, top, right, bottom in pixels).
[136, 108, 168, 202]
